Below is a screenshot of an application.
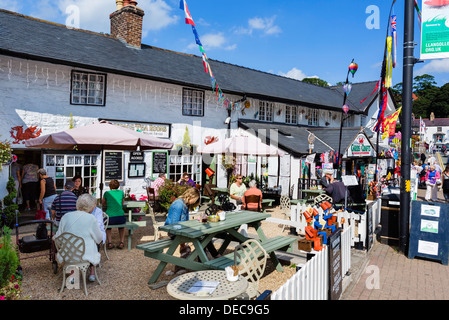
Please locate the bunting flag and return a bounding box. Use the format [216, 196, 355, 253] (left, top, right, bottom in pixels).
[385, 36, 393, 88]
[360, 80, 380, 104]
[420, 116, 426, 133]
[382, 107, 402, 140]
[179, 0, 243, 111]
[180, 0, 195, 26]
[415, 0, 422, 27]
[391, 15, 397, 68]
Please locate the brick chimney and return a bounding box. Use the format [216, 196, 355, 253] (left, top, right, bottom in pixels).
[110, 1, 144, 48]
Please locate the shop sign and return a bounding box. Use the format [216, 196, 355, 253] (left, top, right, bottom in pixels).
[420, 1, 449, 60]
[347, 134, 374, 157]
[108, 120, 170, 138]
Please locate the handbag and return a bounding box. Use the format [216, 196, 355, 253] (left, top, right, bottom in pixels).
[35, 223, 48, 240]
[34, 210, 46, 220]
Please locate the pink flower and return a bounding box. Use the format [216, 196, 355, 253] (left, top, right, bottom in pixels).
[14, 284, 19, 290]
[0, 296, 5, 300]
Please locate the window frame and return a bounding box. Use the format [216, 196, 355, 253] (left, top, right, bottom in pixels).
[259, 101, 274, 122]
[182, 87, 205, 117]
[307, 108, 319, 126]
[70, 70, 107, 107]
[285, 105, 298, 124]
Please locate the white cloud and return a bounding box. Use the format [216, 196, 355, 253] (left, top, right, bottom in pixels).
[278, 67, 310, 81]
[0, 0, 20, 12]
[235, 15, 282, 36]
[187, 32, 237, 51]
[416, 59, 449, 75]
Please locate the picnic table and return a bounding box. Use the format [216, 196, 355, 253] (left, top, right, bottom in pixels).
[123, 201, 147, 227]
[301, 189, 325, 202]
[137, 210, 296, 285]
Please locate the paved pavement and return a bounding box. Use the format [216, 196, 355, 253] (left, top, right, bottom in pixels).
[341, 183, 449, 300]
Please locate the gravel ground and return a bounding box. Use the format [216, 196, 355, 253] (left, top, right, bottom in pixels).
[14, 205, 298, 300]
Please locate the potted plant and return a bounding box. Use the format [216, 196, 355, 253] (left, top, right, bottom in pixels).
[0, 226, 24, 300]
[157, 180, 190, 212]
[1, 177, 18, 228]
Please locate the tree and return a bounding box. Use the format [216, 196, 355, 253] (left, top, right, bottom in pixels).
[302, 77, 330, 87]
[430, 83, 449, 118]
[413, 74, 437, 95]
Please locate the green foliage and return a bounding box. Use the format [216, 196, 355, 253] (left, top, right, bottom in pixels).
[3, 176, 18, 226]
[302, 77, 330, 87]
[0, 227, 20, 289]
[157, 180, 190, 212]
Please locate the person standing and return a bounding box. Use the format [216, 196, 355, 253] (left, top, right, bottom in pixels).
[425, 165, 440, 202]
[229, 174, 247, 206]
[21, 161, 40, 211]
[38, 168, 57, 220]
[442, 164, 449, 202]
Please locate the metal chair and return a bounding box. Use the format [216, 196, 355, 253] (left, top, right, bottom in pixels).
[54, 232, 101, 296]
[279, 195, 291, 232]
[233, 239, 268, 299]
[148, 204, 165, 241]
[102, 212, 109, 260]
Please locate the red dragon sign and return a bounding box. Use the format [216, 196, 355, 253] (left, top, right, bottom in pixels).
[10, 125, 42, 144]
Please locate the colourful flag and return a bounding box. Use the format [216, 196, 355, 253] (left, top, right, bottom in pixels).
[420, 117, 426, 133]
[180, 0, 195, 26]
[192, 26, 202, 46]
[374, 86, 388, 132]
[382, 107, 402, 140]
[391, 15, 397, 68]
[385, 36, 393, 88]
[202, 54, 209, 73]
[360, 80, 380, 104]
[415, 0, 422, 26]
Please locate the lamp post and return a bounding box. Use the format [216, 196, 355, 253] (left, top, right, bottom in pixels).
[337, 60, 358, 177]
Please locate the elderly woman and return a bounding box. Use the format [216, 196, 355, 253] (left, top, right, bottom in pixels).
[55, 193, 103, 282]
[425, 165, 440, 202]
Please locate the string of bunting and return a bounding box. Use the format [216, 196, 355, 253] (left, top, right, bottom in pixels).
[179, 0, 244, 111]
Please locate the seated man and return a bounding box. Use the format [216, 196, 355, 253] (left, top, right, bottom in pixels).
[324, 181, 346, 204]
[50, 180, 78, 226]
[242, 180, 262, 211]
[151, 173, 166, 198]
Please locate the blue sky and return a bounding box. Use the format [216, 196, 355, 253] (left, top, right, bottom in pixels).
[1, 0, 448, 87]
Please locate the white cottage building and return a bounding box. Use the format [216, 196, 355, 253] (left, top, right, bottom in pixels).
[0, 3, 397, 199]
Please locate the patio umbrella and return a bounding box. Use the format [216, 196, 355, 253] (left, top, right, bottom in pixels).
[197, 135, 285, 157]
[25, 120, 174, 199]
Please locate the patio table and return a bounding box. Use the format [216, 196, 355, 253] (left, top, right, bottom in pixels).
[123, 200, 147, 227]
[301, 189, 325, 202]
[138, 210, 278, 284]
[166, 270, 248, 300]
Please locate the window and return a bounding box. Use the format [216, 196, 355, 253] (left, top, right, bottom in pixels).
[285, 105, 298, 124]
[71, 71, 106, 106]
[307, 108, 319, 126]
[259, 101, 274, 122]
[44, 154, 98, 195]
[169, 155, 202, 185]
[182, 88, 204, 116]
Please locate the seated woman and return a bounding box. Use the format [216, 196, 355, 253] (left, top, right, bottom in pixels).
[102, 179, 126, 249]
[242, 180, 262, 211]
[55, 193, 104, 282]
[72, 175, 89, 198]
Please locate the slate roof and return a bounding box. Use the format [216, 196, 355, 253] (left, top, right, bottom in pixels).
[412, 118, 449, 127]
[238, 119, 367, 157]
[0, 9, 384, 114]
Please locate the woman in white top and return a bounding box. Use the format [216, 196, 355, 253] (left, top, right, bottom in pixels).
[55, 194, 103, 281]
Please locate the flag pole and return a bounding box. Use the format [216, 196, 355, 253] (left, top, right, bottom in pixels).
[399, 0, 416, 254]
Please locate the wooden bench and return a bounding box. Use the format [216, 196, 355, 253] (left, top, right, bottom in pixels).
[107, 221, 140, 251]
[204, 236, 297, 271]
[136, 238, 174, 253]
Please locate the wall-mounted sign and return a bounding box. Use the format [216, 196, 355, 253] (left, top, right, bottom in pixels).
[152, 151, 168, 177]
[128, 163, 146, 178]
[103, 119, 171, 139]
[346, 133, 375, 158]
[103, 151, 123, 182]
[130, 151, 144, 162]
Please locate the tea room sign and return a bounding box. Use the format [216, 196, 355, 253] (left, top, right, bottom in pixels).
[346, 133, 375, 158]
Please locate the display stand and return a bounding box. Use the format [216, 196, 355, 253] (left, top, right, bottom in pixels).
[341, 175, 358, 208]
[408, 201, 449, 265]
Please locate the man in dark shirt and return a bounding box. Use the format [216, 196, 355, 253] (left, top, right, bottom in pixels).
[324, 181, 346, 204]
[51, 180, 78, 225]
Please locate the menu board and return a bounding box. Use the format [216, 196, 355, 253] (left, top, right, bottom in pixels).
[152, 151, 168, 176]
[328, 228, 342, 300]
[408, 201, 449, 265]
[103, 151, 123, 182]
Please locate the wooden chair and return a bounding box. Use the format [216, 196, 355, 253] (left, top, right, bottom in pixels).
[243, 195, 261, 212]
[54, 232, 101, 297]
[233, 239, 268, 299]
[146, 187, 160, 212]
[203, 184, 216, 205]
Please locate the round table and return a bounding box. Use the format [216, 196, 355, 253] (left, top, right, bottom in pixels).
[167, 270, 248, 300]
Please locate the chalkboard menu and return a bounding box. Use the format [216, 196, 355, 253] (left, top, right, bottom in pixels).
[103, 151, 123, 182]
[328, 228, 342, 300]
[152, 151, 168, 176]
[408, 201, 449, 265]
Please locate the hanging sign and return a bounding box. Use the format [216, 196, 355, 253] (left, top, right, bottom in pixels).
[346, 133, 375, 158]
[420, 0, 449, 59]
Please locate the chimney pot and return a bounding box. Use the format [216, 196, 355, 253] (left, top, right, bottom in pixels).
[110, 3, 144, 48]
